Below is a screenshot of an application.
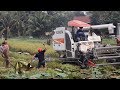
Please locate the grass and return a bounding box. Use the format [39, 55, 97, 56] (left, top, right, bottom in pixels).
[0, 38, 119, 79]
[0, 38, 82, 79]
[0, 38, 59, 58]
[102, 38, 116, 45]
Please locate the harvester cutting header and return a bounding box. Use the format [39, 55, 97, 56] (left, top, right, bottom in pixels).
[52, 20, 120, 68]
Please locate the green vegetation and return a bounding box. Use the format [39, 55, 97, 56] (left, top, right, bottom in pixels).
[1, 11, 119, 39]
[0, 38, 120, 79]
[0, 11, 85, 39]
[102, 38, 116, 45]
[5, 39, 59, 57]
[0, 11, 120, 79]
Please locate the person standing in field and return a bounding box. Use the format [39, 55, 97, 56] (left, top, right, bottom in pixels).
[32, 46, 47, 69]
[0, 41, 10, 68]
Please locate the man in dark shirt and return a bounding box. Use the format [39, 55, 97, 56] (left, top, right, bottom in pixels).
[33, 47, 46, 69]
[76, 27, 85, 41]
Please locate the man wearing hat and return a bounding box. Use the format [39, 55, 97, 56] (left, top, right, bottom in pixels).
[32, 47, 47, 69]
[76, 27, 85, 41]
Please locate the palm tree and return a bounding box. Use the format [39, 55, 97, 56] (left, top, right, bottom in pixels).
[0, 11, 17, 39]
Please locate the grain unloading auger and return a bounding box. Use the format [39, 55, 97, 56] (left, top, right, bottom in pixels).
[52, 20, 120, 68]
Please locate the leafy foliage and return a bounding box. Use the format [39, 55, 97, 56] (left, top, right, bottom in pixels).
[90, 11, 120, 24]
[0, 11, 87, 38]
[0, 38, 120, 79]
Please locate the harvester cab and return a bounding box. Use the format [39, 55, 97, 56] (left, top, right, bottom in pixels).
[52, 26, 98, 63]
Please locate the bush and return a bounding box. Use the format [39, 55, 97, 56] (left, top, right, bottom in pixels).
[67, 72, 82, 79]
[47, 61, 62, 69]
[61, 64, 80, 72]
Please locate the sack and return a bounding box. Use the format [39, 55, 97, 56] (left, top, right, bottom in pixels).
[15, 61, 33, 74]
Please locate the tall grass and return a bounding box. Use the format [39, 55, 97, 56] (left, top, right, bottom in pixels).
[102, 38, 116, 45]
[0, 38, 116, 58]
[0, 38, 119, 79]
[0, 39, 59, 58]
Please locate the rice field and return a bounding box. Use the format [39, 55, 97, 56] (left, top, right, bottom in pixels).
[5, 38, 59, 57]
[0, 38, 120, 79]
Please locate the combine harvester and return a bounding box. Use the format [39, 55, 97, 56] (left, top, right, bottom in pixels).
[52, 20, 120, 68]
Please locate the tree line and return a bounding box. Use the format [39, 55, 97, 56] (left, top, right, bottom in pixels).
[0, 11, 85, 38]
[0, 11, 120, 39]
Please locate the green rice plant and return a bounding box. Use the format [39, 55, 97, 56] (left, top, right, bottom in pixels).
[91, 66, 115, 79]
[91, 67, 103, 79]
[61, 64, 80, 72]
[25, 69, 41, 77]
[29, 73, 42, 79]
[101, 65, 116, 72]
[47, 61, 63, 69]
[67, 71, 82, 79]
[24, 68, 55, 79]
[102, 38, 116, 45]
[112, 69, 120, 76]
[7, 39, 59, 58]
[30, 60, 38, 67]
[0, 68, 14, 75]
[45, 68, 68, 79]
[0, 38, 118, 79]
[0, 73, 28, 79]
[10, 52, 32, 59]
[45, 68, 59, 78]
